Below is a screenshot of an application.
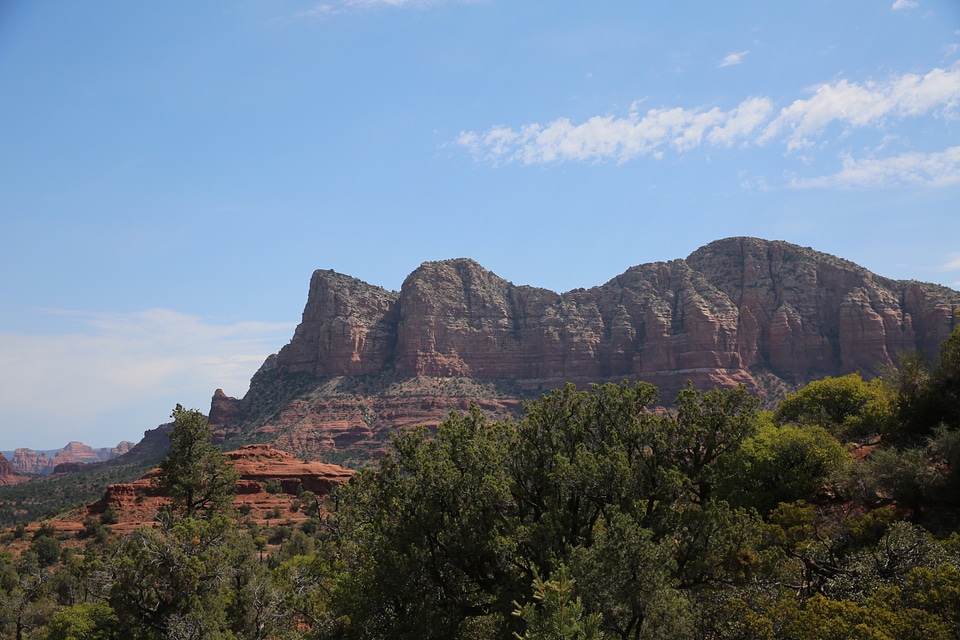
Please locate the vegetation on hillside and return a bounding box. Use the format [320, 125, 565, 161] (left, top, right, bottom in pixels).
[0, 320, 959, 638]
[0, 460, 160, 529]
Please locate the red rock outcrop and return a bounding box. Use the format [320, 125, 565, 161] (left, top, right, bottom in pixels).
[247, 385, 524, 462]
[208, 388, 244, 428]
[0, 452, 27, 486]
[226, 444, 354, 494]
[84, 444, 354, 533]
[11, 448, 50, 475]
[277, 270, 400, 377]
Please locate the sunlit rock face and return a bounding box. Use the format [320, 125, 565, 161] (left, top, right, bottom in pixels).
[275, 237, 959, 393]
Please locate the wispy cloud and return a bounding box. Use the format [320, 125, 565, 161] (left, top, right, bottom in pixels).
[718, 51, 749, 68]
[891, 0, 919, 10]
[0, 310, 293, 448]
[456, 96, 773, 165]
[456, 67, 960, 188]
[789, 146, 960, 188]
[760, 68, 960, 150]
[290, 0, 471, 20]
[347, 0, 438, 6]
[941, 254, 960, 288]
[293, 4, 339, 20]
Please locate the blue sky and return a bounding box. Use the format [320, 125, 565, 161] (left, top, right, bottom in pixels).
[1, 0, 959, 450]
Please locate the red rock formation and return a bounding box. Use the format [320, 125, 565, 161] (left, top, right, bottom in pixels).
[84, 444, 354, 533]
[277, 270, 399, 377]
[210, 238, 958, 464]
[11, 448, 50, 475]
[275, 238, 958, 395]
[247, 386, 524, 461]
[226, 444, 354, 494]
[0, 452, 27, 486]
[10, 441, 136, 476]
[208, 389, 243, 428]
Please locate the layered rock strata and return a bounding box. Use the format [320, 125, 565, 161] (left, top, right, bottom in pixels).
[274, 237, 959, 395]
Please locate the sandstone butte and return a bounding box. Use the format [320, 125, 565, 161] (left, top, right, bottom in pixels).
[41, 444, 354, 535]
[198, 237, 959, 464]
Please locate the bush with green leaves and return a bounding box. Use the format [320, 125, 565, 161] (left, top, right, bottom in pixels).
[98, 504, 119, 526]
[722, 417, 850, 513]
[30, 536, 61, 569]
[852, 447, 942, 513]
[44, 602, 120, 640]
[774, 373, 893, 440]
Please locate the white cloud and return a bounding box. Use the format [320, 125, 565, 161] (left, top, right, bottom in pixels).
[290, 0, 470, 18]
[0, 310, 293, 449]
[347, 0, 419, 6]
[457, 66, 960, 194]
[707, 97, 775, 146]
[295, 4, 339, 19]
[941, 254, 960, 271]
[790, 146, 960, 188]
[718, 51, 749, 68]
[760, 68, 960, 150]
[456, 96, 773, 164]
[891, 0, 919, 9]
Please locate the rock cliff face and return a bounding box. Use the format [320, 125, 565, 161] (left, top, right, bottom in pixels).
[0, 453, 27, 486]
[274, 237, 958, 393]
[213, 238, 959, 463]
[10, 441, 135, 476]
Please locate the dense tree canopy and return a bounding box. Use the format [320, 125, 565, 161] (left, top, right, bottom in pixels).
[323, 381, 767, 639]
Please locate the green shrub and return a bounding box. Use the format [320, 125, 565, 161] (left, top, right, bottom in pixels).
[264, 479, 283, 494]
[99, 504, 119, 525]
[723, 421, 850, 513]
[268, 526, 292, 545]
[31, 534, 61, 568]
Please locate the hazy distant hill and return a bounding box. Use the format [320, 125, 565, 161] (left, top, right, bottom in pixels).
[2, 441, 134, 476]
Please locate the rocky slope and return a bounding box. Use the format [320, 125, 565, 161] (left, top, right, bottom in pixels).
[10, 441, 135, 476]
[209, 237, 959, 463]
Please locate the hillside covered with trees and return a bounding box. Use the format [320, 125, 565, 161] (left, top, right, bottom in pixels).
[0, 321, 959, 639]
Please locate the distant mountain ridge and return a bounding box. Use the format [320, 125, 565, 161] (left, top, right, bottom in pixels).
[4, 441, 135, 476]
[204, 237, 959, 463]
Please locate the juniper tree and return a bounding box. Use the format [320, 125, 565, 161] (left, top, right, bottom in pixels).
[156, 405, 239, 520]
